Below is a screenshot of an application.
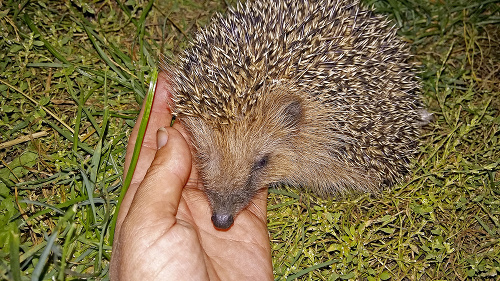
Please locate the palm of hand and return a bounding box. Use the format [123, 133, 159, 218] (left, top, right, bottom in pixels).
[110, 73, 273, 280]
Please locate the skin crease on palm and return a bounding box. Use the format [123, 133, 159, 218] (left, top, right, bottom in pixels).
[109, 72, 274, 280]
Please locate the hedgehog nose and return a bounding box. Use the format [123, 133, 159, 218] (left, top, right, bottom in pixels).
[211, 213, 234, 230]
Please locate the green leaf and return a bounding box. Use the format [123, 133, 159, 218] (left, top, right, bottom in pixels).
[380, 271, 391, 280]
[379, 227, 395, 234]
[327, 244, 342, 252]
[340, 272, 355, 279]
[9, 223, 21, 281]
[467, 269, 476, 277]
[10, 44, 23, 53]
[0, 8, 10, 18]
[33, 41, 45, 47]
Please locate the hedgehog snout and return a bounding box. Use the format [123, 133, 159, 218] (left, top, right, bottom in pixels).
[205, 189, 239, 230]
[211, 212, 234, 230]
[205, 187, 257, 230]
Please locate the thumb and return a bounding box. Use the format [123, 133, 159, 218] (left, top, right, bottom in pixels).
[124, 126, 192, 229]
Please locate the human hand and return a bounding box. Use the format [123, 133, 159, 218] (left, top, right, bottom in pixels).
[109, 72, 273, 280]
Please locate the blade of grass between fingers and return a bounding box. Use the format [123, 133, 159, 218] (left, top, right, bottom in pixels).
[109, 68, 158, 244]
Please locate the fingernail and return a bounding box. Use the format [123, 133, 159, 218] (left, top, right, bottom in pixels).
[157, 127, 169, 149]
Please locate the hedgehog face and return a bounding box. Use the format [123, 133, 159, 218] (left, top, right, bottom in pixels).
[180, 92, 304, 230]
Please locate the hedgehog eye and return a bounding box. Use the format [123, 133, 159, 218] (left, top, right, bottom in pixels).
[252, 155, 269, 172]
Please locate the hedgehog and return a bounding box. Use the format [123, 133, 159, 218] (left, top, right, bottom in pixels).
[162, 0, 429, 230]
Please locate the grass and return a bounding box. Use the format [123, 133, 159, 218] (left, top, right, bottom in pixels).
[0, 0, 499, 280]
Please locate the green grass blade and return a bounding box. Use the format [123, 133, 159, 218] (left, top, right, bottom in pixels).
[23, 14, 96, 80]
[57, 222, 76, 281]
[138, 0, 155, 66]
[82, 25, 127, 81]
[9, 223, 21, 281]
[285, 260, 338, 280]
[31, 205, 77, 281]
[18, 200, 65, 215]
[109, 68, 158, 244]
[44, 119, 94, 154]
[80, 169, 97, 224]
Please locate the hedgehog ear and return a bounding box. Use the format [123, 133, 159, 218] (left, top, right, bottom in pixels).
[280, 97, 303, 128]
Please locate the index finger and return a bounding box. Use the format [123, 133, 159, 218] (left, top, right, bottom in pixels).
[124, 126, 192, 230]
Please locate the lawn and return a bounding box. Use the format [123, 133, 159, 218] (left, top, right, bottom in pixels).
[0, 0, 499, 280]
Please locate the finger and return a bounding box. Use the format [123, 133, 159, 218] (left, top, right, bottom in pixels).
[117, 72, 173, 235]
[246, 188, 269, 226]
[124, 126, 192, 230]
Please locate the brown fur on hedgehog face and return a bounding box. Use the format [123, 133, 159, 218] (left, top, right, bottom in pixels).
[181, 85, 304, 229]
[179, 83, 377, 229]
